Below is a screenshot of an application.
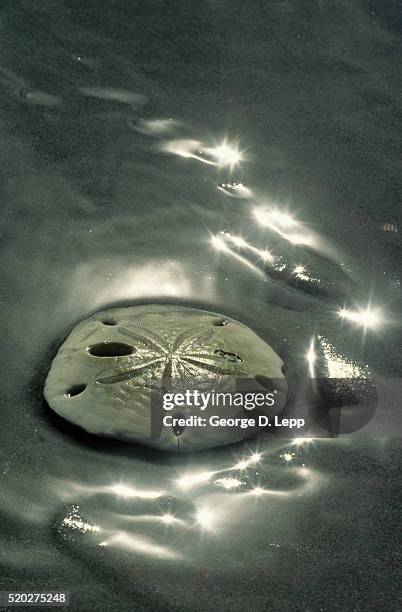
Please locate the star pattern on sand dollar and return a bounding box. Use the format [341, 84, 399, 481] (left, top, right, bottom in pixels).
[96, 325, 243, 387]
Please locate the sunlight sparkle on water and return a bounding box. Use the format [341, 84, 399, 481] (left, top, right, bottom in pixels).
[229, 235, 247, 248]
[250, 486, 265, 497]
[306, 337, 317, 378]
[218, 181, 253, 199]
[253, 207, 316, 247]
[62, 509, 101, 534]
[214, 477, 243, 490]
[293, 265, 311, 281]
[293, 438, 315, 446]
[253, 208, 296, 228]
[260, 250, 274, 262]
[234, 460, 249, 470]
[104, 532, 182, 559]
[134, 118, 179, 135]
[233, 452, 262, 471]
[176, 471, 214, 489]
[161, 514, 176, 525]
[319, 336, 369, 379]
[268, 210, 297, 227]
[219, 231, 275, 264]
[210, 233, 265, 277]
[110, 484, 163, 499]
[207, 141, 243, 168]
[196, 508, 216, 530]
[162, 138, 243, 168]
[211, 234, 229, 252]
[162, 139, 215, 164]
[338, 306, 384, 329]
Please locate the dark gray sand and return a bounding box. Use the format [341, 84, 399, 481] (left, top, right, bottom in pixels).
[0, 2, 401, 611]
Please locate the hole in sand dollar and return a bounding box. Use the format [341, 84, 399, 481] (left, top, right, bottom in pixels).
[44, 304, 288, 452]
[65, 384, 86, 397]
[88, 342, 134, 357]
[101, 318, 117, 326]
[172, 414, 186, 437]
[214, 349, 243, 363]
[213, 318, 228, 326]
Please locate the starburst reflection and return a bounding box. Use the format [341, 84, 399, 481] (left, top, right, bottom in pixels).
[176, 452, 264, 492]
[206, 141, 243, 168]
[250, 486, 266, 497]
[293, 265, 311, 281]
[162, 138, 244, 169]
[162, 139, 216, 164]
[220, 231, 275, 263]
[233, 452, 262, 471]
[210, 234, 229, 252]
[161, 513, 177, 525]
[338, 306, 384, 329]
[53, 446, 325, 558]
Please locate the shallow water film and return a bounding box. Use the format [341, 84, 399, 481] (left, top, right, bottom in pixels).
[0, 2, 401, 611]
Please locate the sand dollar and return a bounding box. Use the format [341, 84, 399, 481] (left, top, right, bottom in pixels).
[44, 305, 287, 451]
